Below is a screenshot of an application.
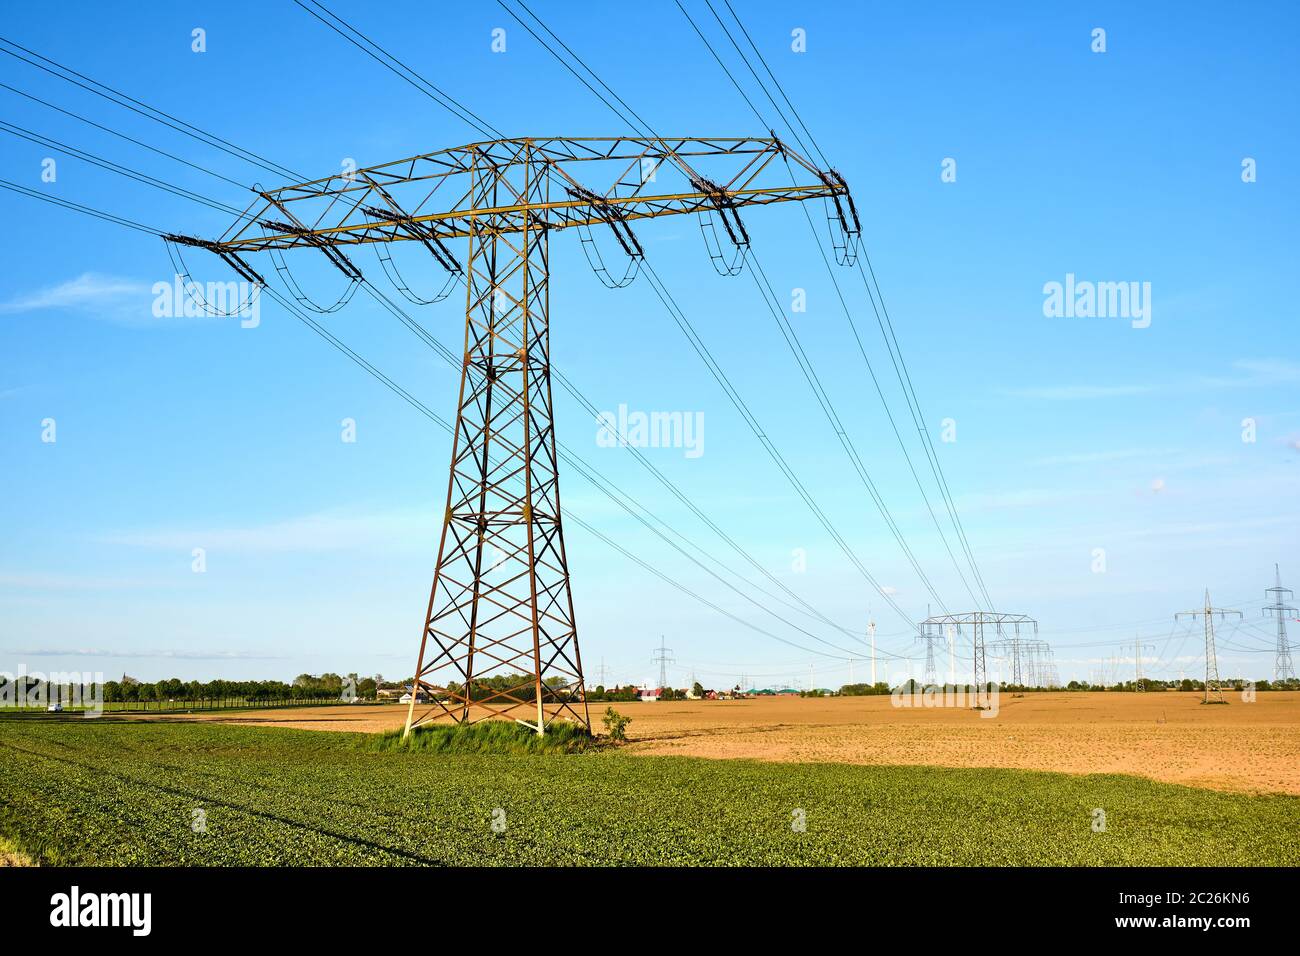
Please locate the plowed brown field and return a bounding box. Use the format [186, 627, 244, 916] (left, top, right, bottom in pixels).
[135, 690, 1300, 795]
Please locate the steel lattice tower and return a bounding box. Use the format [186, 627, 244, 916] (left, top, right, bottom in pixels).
[1131, 635, 1155, 691]
[989, 621, 1039, 686]
[924, 631, 940, 687]
[921, 611, 1038, 695]
[653, 636, 674, 691]
[180, 136, 852, 735]
[415, 148, 582, 732]
[1176, 589, 1240, 704]
[1264, 565, 1296, 682]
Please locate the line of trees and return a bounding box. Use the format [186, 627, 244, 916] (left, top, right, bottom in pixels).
[586, 684, 641, 702]
[442, 674, 583, 703]
[838, 682, 894, 696]
[1066, 677, 1300, 692]
[834, 677, 1300, 695]
[94, 672, 383, 709]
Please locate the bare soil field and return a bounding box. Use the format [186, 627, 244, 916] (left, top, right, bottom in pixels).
[131, 691, 1300, 795]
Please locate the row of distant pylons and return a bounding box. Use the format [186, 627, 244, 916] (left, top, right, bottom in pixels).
[1176, 564, 1294, 704]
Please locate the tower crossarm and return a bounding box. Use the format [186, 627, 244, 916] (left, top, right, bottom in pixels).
[182, 136, 844, 255]
[1175, 609, 1243, 621]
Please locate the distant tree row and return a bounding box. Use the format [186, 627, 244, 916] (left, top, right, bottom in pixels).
[443, 674, 581, 703]
[0, 672, 387, 710]
[838, 682, 894, 696]
[586, 685, 641, 702]
[1066, 677, 1300, 692]
[834, 677, 1300, 695]
[98, 672, 381, 706]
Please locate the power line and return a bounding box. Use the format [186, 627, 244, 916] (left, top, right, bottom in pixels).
[671, 0, 768, 132]
[495, 0, 666, 146]
[0, 181, 874, 665]
[0, 34, 304, 181]
[670, 3, 985, 608]
[715, 0, 831, 168]
[854, 252, 994, 607]
[349, 267, 869, 642]
[277, 0, 908, 650]
[488, 0, 925, 628]
[0, 18, 935, 658]
[678, 0, 996, 609]
[0, 177, 162, 235]
[791, 194, 982, 607]
[0, 126, 883, 665]
[0, 82, 249, 189]
[3, 73, 856, 650]
[642, 260, 914, 628]
[290, 0, 504, 141]
[745, 246, 953, 613]
[357, 282, 867, 661]
[0, 119, 251, 218]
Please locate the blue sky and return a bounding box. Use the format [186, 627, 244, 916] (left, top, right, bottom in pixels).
[1, 0, 1297, 689]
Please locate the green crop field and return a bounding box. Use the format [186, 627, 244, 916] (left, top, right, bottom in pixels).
[1, 719, 1296, 866]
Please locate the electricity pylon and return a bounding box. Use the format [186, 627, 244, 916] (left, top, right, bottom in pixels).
[182, 137, 852, 735]
[988, 620, 1035, 685]
[919, 620, 946, 687]
[868, 618, 877, 685]
[922, 611, 1038, 692]
[653, 636, 675, 691]
[1131, 635, 1155, 691]
[1264, 565, 1296, 682]
[1176, 589, 1240, 704]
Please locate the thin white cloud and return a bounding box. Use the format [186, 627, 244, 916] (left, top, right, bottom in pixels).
[956, 487, 1091, 511]
[1029, 447, 1181, 466]
[1006, 358, 1300, 401]
[0, 571, 177, 591]
[5, 647, 287, 660]
[1198, 358, 1300, 388]
[100, 507, 435, 554]
[1107, 513, 1300, 540]
[1001, 383, 1157, 400]
[0, 272, 151, 315]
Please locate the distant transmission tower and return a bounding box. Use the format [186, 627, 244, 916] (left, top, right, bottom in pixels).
[989, 621, 1036, 685]
[1026, 639, 1055, 688]
[1176, 589, 1241, 704]
[922, 611, 1039, 691]
[1264, 565, 1297, 682]
[1132, 635, 1155, 691]
[652, 636, 674, 691]
[868, 618, 877, 685]
[919, 621, 945, 687]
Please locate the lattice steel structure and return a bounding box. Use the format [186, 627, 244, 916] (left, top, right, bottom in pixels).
[1264, 565, 1296, 682]
[1131, 636, 1155, 691]
[986, 621, 1033, 685]
[922, 611, 1039, 692]
[653, 636, 675, 692]
[918, 624, 945, 687]
[182, 136, 853, 735]
[1176, 589, 1240, 704]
